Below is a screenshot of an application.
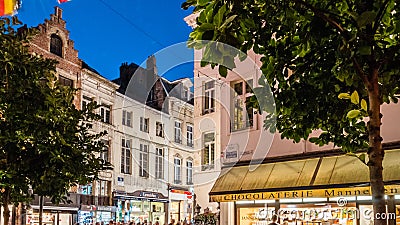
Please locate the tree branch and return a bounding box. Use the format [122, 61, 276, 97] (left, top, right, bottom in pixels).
[293, 0, 350, 40]
[373, 0, 391, 33]
[352, 57, 370, 88]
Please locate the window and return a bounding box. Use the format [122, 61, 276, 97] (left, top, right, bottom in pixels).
[95, 180, 109, 196]
[174, 121, 182, 143]
[174, 157, 182, 184]
[139, 144, 149, 177]
[202, 132, 215, 171]
[82, 96, 93, 128]
[122, 110, 132, 127]
[101, 140, 109, 162]
[232, 80, 255, 131]
[155, 148, 164, 179]
[58, 75, 73, 88]
[187, 125, 193, 147]
[50, 34, 62, 57]
[183, 87, 189, 100]
[121, 139, 131, 174]
[100, 105, 111, 124]
[203, 80, 215, 114]
[140, 117, 149, 133]
[78, 183, 92, 195]
[156, 122, 164, 137]
[187, 160, 193, 185]
[82, 96, 92, 110]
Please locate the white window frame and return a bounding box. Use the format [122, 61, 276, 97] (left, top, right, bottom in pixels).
[186, 160, 193, 185]
[122, 110, 132, 127]
[174, 121, 182, 144]
[156, 122, 164, 137]
[202, 132, 215, 171]
[121, 139, 131, 174]
[174, 157, 182, 184]
[100, 104, 111, 124]
[139, 143, 149, 178]
[82, 95, 92, 110]
[187, 124, 193, 147]
[232, 79, 255, 131]
[101, 140, 109, 162]
[203, 80, 215, 114]
[140, 117, 149, 133]
[155, 148, 164, 179]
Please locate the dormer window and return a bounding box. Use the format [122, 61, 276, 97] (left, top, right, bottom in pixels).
[50, 34, 63, 57]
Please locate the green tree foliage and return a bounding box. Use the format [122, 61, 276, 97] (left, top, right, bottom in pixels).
[183, 1, 400, 224]
[0, 17, 110, 225]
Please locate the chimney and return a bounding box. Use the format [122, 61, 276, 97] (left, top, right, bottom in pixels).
[146, 55, 158, 75]
[55, 7, 63, 19]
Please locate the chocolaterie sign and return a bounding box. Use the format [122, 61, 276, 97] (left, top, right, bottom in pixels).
[210, 185, 400, 202]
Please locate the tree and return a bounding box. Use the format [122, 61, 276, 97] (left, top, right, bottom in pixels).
[183, 1, 400, 224]
[0, 17, 110, 225]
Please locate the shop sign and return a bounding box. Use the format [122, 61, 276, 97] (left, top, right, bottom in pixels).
[210, 185, 400, 202]
[141, 191, 158, 198]
[170, 189, 192, 200]
[97, 206, 116, 212]
[225, 145, 238, 159]
[117, 177, 124, 186]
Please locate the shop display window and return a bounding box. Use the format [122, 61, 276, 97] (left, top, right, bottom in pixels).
[237, 203, 359, 225]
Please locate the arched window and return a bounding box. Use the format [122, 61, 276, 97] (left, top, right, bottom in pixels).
[50, 34, 63, 57]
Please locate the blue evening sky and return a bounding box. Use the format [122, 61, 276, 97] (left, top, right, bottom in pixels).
[17, 0, 195, 82]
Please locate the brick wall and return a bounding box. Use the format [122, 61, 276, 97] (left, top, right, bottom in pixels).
[28, 6, 82, 108]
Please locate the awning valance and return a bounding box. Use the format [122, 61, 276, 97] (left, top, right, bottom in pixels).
[210, 149, 400, 202]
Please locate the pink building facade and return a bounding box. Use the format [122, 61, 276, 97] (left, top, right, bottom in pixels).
[186, 14, 400, 225]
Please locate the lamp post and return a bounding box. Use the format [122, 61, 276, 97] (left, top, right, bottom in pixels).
[194, 204, 201, 216]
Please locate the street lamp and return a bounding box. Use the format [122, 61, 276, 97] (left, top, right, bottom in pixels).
[194, 204, 201, 216]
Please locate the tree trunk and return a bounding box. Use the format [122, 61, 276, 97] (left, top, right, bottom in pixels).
[3, 203, 10, 225]
[11, 205, 16, 225]
[38, 196, 44, 225]
[3, 188, 11, 225]
[367, 68, 386, 225]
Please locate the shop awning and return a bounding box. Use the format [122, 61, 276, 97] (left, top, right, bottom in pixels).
[210, 149, 400, 202]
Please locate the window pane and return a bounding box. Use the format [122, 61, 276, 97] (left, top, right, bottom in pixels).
[50, 34, 63, 57]
[246, 79, 253, 93]
[234, 82, 243, 95]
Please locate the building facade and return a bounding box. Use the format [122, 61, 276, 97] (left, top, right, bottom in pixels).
[112, 57, 195, 225]
[78, 64, 119, 225]
[185, 13, 400, 225]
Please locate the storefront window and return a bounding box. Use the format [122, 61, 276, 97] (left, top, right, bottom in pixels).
[236, 203, 361, 225]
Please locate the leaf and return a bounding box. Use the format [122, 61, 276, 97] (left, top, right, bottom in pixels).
[338, 93, 351, 99]
[197, 23, 215, 32]
[218, 65, 228, 77]
[347, 109, 361, 119]
[351, 91, 359, 105]
[219, 15, 237, 29]
[197, 0, 209, 6]
[361, 99, 367, 111]
[359, 46, 371, 55]
[358, 153, 367, 165]
[356, 11, 377, 28]
[214, 5, 227, 28]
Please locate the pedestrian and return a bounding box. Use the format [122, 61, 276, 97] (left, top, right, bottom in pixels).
[168, 219, 175, 225]
[268, 215, 279, 225]
[108, 220, 114, 225]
